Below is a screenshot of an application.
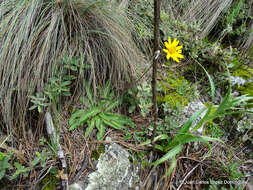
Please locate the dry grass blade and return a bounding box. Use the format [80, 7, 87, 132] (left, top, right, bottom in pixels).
[0, 0, 144, 134]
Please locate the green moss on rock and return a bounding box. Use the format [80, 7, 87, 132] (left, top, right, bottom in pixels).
[233, 66, 253, 80]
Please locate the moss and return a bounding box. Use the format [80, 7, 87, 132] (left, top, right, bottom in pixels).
[163, 92, 189, 109]
[41, 174, 60, 190]
[158, 72, 193, 109]
[236, 83, 253, 107]
[233, 66, 253, 80]
[91, 144, 105, 160]
[206, 122, 224, 138]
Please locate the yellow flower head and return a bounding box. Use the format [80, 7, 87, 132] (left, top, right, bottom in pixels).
[163, 37, 184, 63]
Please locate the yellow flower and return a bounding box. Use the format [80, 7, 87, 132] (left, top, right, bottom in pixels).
[163, 37, 184, 63]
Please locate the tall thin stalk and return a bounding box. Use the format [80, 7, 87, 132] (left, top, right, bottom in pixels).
[152, 0, 160, 141]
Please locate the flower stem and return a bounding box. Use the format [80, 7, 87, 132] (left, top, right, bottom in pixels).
[151, 0, 161, 142]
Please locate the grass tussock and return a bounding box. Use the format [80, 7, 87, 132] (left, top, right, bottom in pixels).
[0, 0, 144, 133]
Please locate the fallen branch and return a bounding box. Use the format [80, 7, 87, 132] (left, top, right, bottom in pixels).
[45, 111, 69, 190]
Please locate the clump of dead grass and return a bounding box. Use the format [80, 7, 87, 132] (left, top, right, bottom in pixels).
[0, 0, 144, 134]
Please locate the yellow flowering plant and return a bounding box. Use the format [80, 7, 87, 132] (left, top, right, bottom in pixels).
[163, 37, 184, 63]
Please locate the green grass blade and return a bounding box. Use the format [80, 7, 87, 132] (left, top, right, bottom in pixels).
[196, 62, 215, 102]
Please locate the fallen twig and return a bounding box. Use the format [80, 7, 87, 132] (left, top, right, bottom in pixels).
[45, 111, 69, 190]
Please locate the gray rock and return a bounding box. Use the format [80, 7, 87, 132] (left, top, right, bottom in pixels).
[69, 182, 86, 190]
[85, 142, 139, 190]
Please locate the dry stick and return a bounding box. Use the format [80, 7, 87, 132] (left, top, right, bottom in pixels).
[45, 112, 69, 190]
[176, 162, 202, 190]
[151, 0, 161, 142]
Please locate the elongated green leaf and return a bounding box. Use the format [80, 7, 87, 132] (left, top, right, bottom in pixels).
[96, 118, 106, 140]
[29, 105, 37, 111]
[100, 114, 126, 130]
[103, 81, 111, 98]
[105, 100, 120, 112]
[79, 107, 101, 123]
[61, 81, 72, 86]
[139, 139, 151, 146]
[154, 134, 171, 142]
[164, 156, 177, 177]
[69, 120, 83, 131]
[176, 107, 207, 137]
[154, 144, 165, 151]
[69, 109, 87, 125]
[103, 112, 135, 128]
[85, 118, 96, 138]
[79, 96, 91, 107]
[147, 145, 182, 166]
[166, 134, 222, 152]
[105, 120, 126, 130]
[83, 80, 94, 106]
[69, 107, 101, 130]
[191, 104, 213, 132]
[196, 62, 215, 102]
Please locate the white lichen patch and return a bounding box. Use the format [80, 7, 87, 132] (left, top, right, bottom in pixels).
[86, 142, 138, 190]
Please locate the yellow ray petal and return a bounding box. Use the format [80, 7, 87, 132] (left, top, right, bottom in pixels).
[176, 45, 183, 50]
[164, 41, 170, 49]
[168, 37, 172, 45]
[163, 49, 169, 53]
[176, 53, 184, 58]
[166, 54, 171, 60]
[173, 57, 180, 63]
[172, 38, 179, 47]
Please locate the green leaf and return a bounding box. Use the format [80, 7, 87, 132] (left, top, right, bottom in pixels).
[191, 104, 213, 132]
[29, 105, 37, 111]
[103, 112, 135, 128]
[164, 156, 177, 177]
[31, 157, 41, 167]
[96, 118, 106, 140]
[105, 100, 120, 112]
[79, 107, 101, 123]
[83, 80, 94, 105]
[61, 81, 72, 86]
[0, 170, 5, 180]
[84, 118, 96, 138]
[147, 145, 182, 166]
[196, 61, 215, 102]
[176, 107, 207, 137]
[69, 107, 101, 130]
[69, 109, 86, 125]
[103, 81, 112, 98]
[79, 96, 91, 107]
[101, 115, 126, 130]
[154, 144, 165, 151]
[166, 134, 222, 152]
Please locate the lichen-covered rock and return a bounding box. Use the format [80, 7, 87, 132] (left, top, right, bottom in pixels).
[182, 100, 207, 134]
[85, 142, 139, 190]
